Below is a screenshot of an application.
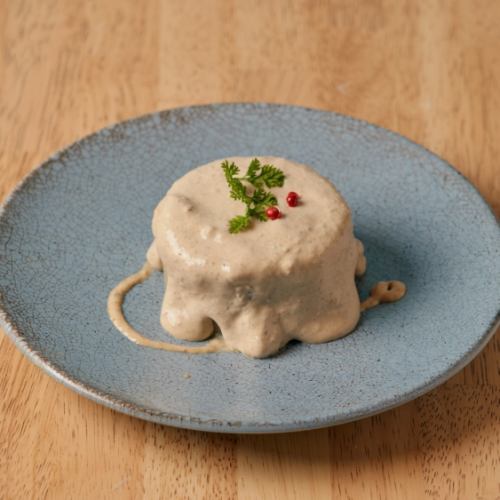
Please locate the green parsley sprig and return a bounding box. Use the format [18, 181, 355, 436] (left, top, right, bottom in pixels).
[221, 158, 285, 233]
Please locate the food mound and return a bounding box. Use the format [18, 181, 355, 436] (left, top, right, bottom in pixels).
[146, 157, 367, 358]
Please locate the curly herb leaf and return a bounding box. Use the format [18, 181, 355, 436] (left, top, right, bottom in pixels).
[246, 158, 261, 180]
[246, 163, 285, 189]
[248, 207, 267, 222]
[221, 160, 252, 204]
[221, 159, 239, 178]
[258, 164, 286, 188]
[228, 214, 251, 234]
[221, 158, 285, 233]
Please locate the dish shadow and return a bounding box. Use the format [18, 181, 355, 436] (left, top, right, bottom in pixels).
[235, 335, 498, 464]
[125, 336, 496, 487]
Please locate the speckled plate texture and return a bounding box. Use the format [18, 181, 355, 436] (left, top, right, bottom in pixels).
[1, 104, 499, 433]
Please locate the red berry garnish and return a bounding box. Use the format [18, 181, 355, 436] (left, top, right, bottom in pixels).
[266, 206, 281, 220]
[286, 191, 299, 207]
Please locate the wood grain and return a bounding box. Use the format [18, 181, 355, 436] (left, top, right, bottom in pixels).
[1, 1, 499, 498]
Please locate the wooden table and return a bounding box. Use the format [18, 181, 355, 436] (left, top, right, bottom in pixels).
[1, 1, 499, 498]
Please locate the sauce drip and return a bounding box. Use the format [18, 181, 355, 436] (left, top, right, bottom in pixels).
[107, 262, 229, 354]
[108, 263, 406, 355]
[360, 280, 406, 311]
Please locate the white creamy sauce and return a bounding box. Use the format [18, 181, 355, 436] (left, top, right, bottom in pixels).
[108, 157, 406, 358]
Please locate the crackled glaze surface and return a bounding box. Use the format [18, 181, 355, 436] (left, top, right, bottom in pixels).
[0, 104, 499, 432]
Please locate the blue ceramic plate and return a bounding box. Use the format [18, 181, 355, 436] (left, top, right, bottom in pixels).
[1, 104, 499, 433]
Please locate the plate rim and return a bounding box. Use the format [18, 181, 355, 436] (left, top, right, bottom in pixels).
[1, 102, 499, 433]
